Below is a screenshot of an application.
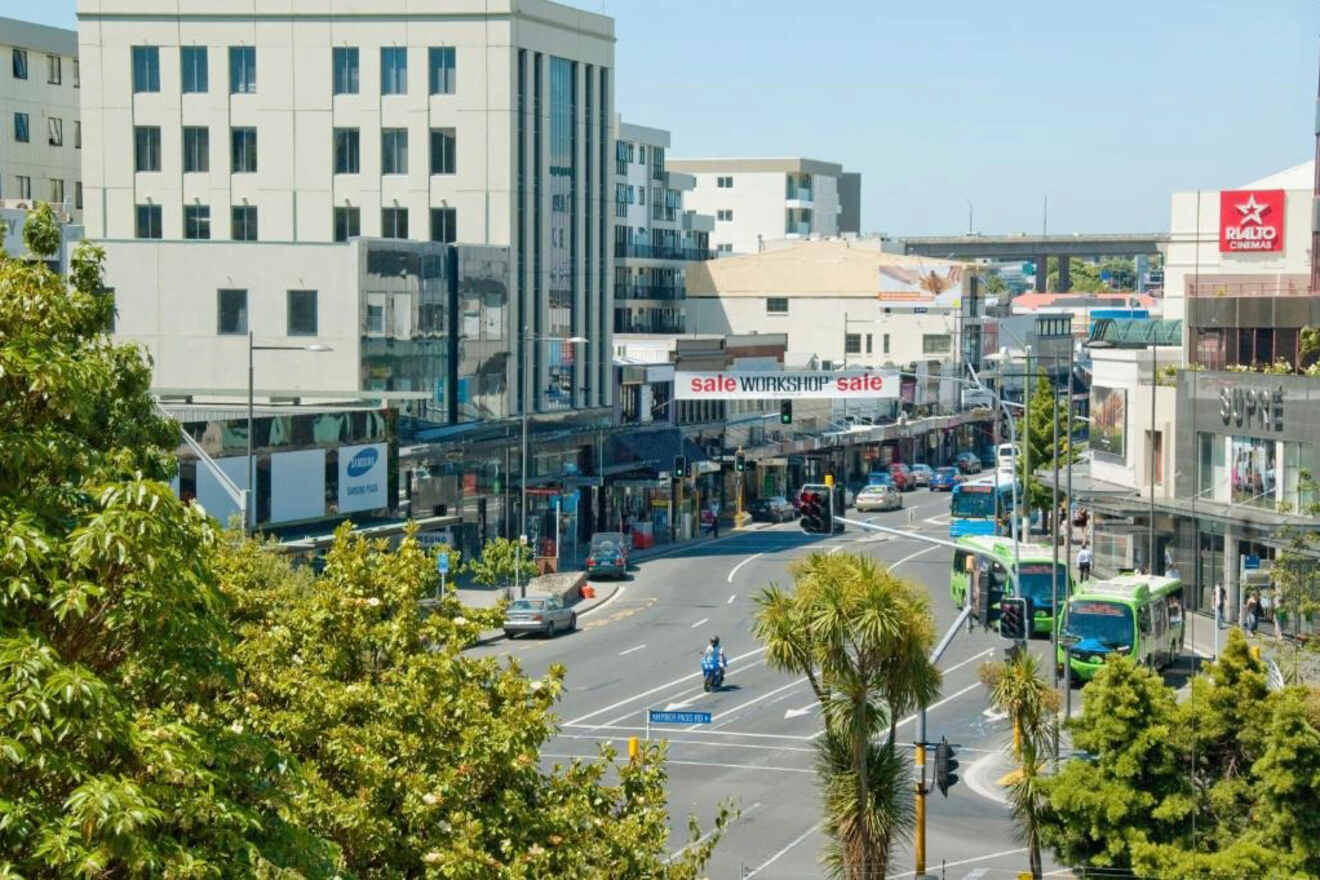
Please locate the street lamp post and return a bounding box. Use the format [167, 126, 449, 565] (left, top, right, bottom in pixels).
[247, 331, 331, 535]
[518, 332, 587, 596]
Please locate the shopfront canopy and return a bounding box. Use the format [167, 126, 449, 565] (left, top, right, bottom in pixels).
[1087, 318, 1183, 348]
[606, 428, 708, 475]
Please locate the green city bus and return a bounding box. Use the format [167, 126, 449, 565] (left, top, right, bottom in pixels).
[949, 535, 1071, 636]
[1057, 574, 1185, 683]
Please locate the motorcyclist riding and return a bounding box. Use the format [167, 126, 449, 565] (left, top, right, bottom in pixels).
[703, 636, 727, 670]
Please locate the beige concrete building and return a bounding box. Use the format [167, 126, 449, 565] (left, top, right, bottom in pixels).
[1, 16, 82, 221]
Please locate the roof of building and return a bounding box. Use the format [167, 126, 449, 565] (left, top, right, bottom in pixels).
[685, 240, 968, 298]
[666, 157, 844, 177]
[1242, 159, 1312, 191]
[0, 16, 76, 55]
[1011, 292, 1158, 311]
[1086, 318, 1183, 348]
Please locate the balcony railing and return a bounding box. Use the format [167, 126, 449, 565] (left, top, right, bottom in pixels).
[615, 242, 713, 261]
[614, 314, 686, 334]
[1185, 274, 1311, 298]
[785, 185, 814, 202]
[615, 284, 685, 301]
[785, 222, 811, 236]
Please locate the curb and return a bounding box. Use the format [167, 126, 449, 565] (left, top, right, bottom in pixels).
[469, 581, 622, 648]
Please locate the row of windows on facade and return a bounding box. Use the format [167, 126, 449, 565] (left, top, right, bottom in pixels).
[614, 140, 665, 176]
[843, 332, 949, 356]
[133, 203, 455, 244]
[7, 175, 80, 208]
[10, 49, 77, 87]
[130, 125, 456, 176]
[130, 45, 455, 97]
[214, 288, 319, 336]
[612, 182, 682, 218]
[12, 113, 79, 148]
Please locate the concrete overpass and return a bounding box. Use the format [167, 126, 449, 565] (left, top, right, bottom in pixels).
[901, 233, 1169, 291]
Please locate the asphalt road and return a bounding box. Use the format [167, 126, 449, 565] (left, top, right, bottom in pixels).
[471, 491, 1069, 879]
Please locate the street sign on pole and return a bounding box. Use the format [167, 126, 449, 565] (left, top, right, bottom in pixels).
[648, 710, 712, 725]
[435, 552, 449, 597]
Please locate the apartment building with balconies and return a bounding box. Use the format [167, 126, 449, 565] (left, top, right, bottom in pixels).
[612, 117, 713, 334]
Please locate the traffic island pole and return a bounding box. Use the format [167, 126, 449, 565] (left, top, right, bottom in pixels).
[915, 735, 927, 876]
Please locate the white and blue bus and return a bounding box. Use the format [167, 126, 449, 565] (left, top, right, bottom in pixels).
[949, 476, 1016, 538]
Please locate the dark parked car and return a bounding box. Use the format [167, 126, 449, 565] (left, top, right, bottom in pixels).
[889, 462, 915, 491]
[910, 463, 934, 487]
[955, 451, 983, 474]
[586, 532, 629, 579]
[749, 496, 796, 523]
[930, 466, 963, 491]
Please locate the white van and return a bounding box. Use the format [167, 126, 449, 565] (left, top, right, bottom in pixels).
[996, 444, 1018, 473]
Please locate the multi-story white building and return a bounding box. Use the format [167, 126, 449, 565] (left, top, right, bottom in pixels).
[666, 157, 859, 255]
[1, 16, 82, 221]
[78, 0, 614, 414]
[612, 117, 713, 334]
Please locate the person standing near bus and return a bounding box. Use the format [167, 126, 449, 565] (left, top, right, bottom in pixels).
[1077, 542, 1093, 582]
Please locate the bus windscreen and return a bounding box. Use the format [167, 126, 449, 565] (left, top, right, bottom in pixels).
[1017, 563, 1067, 610]
[951, 486, 995, 518]
[1065, 601, 1133, 650]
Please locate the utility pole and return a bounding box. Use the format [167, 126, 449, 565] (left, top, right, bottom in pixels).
[1052, 352, 1060, 690]
[1023, 346, 1032, 540]
[1149, 343, 1157, 573]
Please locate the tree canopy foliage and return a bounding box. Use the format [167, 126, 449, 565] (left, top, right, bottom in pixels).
[1040, 630, 1320, 877]
[1014, 368, 1073, 517]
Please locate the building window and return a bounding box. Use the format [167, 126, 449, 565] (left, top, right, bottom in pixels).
[716, 175, 733, 188]
[717, 243, 733, 254]
[365, 304, 385, 334]
[15, 176, 30, 200]
[638, 187, 646, 206]
[132, 46, 159, 92]
[47, 117, 62, 146]
[767, 297, 789, 314]
[13, 112, 28, 143]
[74, 120, 80, 149]
[73, 58, 79, 88]
[922, 334, 952, 354]
[181, 46, 208, 93]
[845, 333, 862, 355]
[134, 126, 161, 172]
[231, 205, 258, 241]
[46, 54, 61, 85]
[866, 333, 873, 354]
[332, 46, 359, 95]
[182, 126, 209, 172]
[381, 207, 408, 239]
[883, 333, 891, 354]
[287, 290, 318, 336]
[135, 204, 162, 239]
[12, 48, 27, 80]
[49, 178, 63, 204]
[717, 209, 732, 221]
[429, 128, 455, 174]
[381, 47, 407, 95]
[428, 46, 455, 94]
[333, 127, 359, 174]
[229, 46, 256, 93]
[430, 207, 456, 243]
[381, 128, 407, 174]
[231, 127, 257, 172]
[74, 181, 82, 210]
[183, 204, 211, 239]
[217, 289, 248, 335]
[334, 206, 360, 242]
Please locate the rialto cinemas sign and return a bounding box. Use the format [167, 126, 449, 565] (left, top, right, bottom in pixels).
[1219, 189, 1285, 252]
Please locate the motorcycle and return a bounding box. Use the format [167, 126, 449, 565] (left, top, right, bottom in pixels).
[701, 653, 725, 691]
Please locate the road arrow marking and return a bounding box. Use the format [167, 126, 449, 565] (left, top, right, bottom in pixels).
[784, 702, 819, 720]
[982, 707, 1008, 722]
[690, 617, 709, 629]
[664, 694, 707, 712]
[727, 593, 737, 604]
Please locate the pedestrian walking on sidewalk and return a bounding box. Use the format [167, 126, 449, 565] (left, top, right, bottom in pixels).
[1077, 542, 1092, 582]
[1215, 583, 1227, 629]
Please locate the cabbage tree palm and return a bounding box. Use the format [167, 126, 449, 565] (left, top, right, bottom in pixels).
[754, 551, 941, 880]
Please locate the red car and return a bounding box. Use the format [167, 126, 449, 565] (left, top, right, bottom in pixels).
[888, 462, 915, 492]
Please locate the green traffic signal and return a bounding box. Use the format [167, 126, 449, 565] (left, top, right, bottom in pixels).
[780, 400, 793, 424]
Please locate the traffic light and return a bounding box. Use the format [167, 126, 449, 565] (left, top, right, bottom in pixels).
[673, 455, 687, 478]
[1000, 596, 1029, 641]
[735, 453, 746, 473]
[934, 736, 959, 797]
[780, 400, 793, 424]
[799, 489, 829, 534]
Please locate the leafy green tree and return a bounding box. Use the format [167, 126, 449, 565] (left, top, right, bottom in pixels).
[0, 204, 330, 875]
[985, 273, 1007, 295]
[465, 535, 538, 588]
[1270, 471, 1320, 638]
[980, 650, 1058, 879]
[217, 524, 729, 879]
[1015, 368, 1072, 521]
[754, 551, 941, 879]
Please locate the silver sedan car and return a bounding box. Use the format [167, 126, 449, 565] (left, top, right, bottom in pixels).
[503, 595, 576, 639]
[854, 483, 902, 512]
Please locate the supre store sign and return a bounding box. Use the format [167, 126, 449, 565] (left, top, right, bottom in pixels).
[675, 371, 899, 400]
[1219, 189, 1285, 253]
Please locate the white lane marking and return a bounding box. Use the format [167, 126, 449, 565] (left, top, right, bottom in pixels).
[783, 701, 818, 720]
[727, 593, 736, 604]
[828, 544, 844, 554]
[601, 657, 769, 727]
[665, 801, 763, 864]
[562, 722, 818, 742]
[618, 644, 646, 656]
[563, 645, 767, 726]
[924, 515, 951, 527]
[553, 732, 816, 753]
[690, 617, 709, 629]
[664, 692, 710, 711]
[982, 707, 1008, 721]
[941, 647, 994, 676]
[726, 552, 764, 582]
[886, 847, 1028, 879]
[578, 584, 625, 617]
[810, 681, 982, 740]
[695, 676, 810, 728]
[744, 820, 825, 878]
[888, 543, 940, 570]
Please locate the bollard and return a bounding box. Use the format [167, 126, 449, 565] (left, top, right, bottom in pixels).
[628, 736, 639, 762]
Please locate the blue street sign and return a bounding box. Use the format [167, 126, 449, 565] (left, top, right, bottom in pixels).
[436, 553, 450, 575]
[648, 710, 712, 725]
[1244, 554, 1260, 570]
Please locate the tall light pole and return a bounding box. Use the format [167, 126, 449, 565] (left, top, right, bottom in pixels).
[519, 332, 587, 596]
[248, 331, 332, 535]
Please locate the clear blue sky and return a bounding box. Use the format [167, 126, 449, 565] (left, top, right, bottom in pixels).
[26, 0, 1320, 235]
